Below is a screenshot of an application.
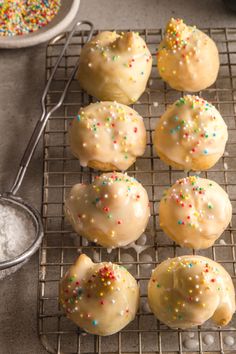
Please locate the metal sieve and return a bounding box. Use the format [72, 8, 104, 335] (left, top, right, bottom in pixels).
[0, 21, 94, 277]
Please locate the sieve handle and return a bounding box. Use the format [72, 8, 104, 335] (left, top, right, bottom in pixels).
[9, 21, 94, 196]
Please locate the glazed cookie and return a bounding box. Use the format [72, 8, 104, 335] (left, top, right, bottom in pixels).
[159, 176, 232, 249]
[60, 254, 139, 336]
[64, 172, 150, 248]
[148, 255, 235, 329]
[69, 101, 146, 171]
[154, 95, 228, 171]
[157, 18, 219, 91]
[77, 31, 152, 105]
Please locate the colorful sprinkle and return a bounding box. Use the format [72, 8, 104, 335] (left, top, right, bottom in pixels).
[0, 0, 61, 36]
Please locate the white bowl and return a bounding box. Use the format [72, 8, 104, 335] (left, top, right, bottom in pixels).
[0, 0, 80, 48]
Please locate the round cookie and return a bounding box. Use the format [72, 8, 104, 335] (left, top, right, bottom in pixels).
[148, 255, 235, 329]
[157, 18, 219, 91]
[159, 176, 232, 249]
[69, 101, 147, 171]
[60, 254, 139, 336]
[64, 172, 150, 248]
[154, 95, 228, 171]
[77, 31, 152, 105]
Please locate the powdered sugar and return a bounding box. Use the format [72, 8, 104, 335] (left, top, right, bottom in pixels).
[0, 201, 35, 262]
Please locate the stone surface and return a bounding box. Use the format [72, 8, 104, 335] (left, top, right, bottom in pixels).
[0, 0, 235, 353]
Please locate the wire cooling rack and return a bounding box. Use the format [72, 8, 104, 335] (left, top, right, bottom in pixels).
[38, 27, 236, 354]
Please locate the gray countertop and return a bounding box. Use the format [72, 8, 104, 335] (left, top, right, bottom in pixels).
[0, 1, 235, 353]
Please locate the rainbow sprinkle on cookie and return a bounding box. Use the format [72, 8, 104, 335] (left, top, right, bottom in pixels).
[164, 18, 196, 51]
[158, 95, 224, 160]
[152, 257, 224, 321]
[165, 176, 214, 230]
[61, 263, 130, 320]
[69, 101, 147, 171]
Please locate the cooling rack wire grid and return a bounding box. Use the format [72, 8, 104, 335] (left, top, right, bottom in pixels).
[38, 27, 236, 354]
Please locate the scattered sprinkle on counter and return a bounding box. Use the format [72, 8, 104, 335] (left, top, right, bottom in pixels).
[0, 0, 61, 36]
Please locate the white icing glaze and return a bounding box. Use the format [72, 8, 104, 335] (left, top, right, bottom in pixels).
[123, 241, 150, 254]
[78, 31, 152, 104]
[148, 255, 235, 329]
[183, 338, 198, 350]
[69, 101, 146, 171]
[136, 233, 147, 246]
[183, 339, 198, 350]
[120, 253, 134, 270]
[224, 335, 235, 346]
[140, 253, 153, 269]
[64, 172, 150, 248]
[92, 250, 100, 263]
[159, 176, 232, 249]
[82, 238, 89, 246]
[77, 31, 152, 105]
[219, 239, 227, 245]
[157, 18, 219, 92]
[203, 334, 214, 346]
[154, 95, 228, 171]
[60, 254, 139, 336]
